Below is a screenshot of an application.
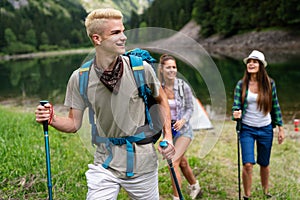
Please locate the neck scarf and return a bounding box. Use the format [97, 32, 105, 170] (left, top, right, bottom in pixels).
[93, 56, 123, 94]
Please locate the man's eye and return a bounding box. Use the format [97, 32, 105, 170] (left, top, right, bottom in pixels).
[111, 31, 121, 35]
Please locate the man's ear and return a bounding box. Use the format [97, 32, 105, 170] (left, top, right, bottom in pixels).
[92, 34, 101, 45]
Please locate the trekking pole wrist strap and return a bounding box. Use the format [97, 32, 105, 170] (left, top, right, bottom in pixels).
[48, 104, 55, 125]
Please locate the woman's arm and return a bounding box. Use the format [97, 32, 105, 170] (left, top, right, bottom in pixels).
[270, 80, 284, 144]
[232, 80, 243, 120]
[181, 81, 194, 122]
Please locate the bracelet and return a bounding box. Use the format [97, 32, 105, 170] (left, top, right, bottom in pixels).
[49, 114, 56, 125]
[48, 104, 54, 125]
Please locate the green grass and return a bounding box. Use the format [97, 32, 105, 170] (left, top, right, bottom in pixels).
[0, 106, 92, 199]
[1, 105, 300, 199]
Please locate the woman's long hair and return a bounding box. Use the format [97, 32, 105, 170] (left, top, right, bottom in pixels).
[241, 61, 272, 115]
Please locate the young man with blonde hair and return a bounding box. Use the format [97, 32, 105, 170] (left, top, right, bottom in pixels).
[35, 8, 175, 199]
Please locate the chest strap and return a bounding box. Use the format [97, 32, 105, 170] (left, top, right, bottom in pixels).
[94, 132, 146, 177]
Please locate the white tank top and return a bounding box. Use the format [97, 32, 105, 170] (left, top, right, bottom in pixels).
[168, 99, 177, 120]
[242, 90, 271, 127]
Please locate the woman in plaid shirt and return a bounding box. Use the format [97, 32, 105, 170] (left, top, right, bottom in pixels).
[232, 50, 285, 199]
[158, 54, 202, 200]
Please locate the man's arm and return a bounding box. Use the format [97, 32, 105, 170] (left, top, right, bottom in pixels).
[35, 103, 83, 133]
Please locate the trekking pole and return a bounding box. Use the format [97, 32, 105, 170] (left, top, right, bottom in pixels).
[40, 100, 53, 200]
[235, 113, 242, 200]
[160, 141, 184, 200]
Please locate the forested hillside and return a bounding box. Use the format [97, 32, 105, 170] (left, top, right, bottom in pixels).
[132, 0, 195, 31]
[192, 0, 300, 37]
[1, 0, 299, 56]
[137, 0, 300, 37]
[0, 0, 153, 55]
[0, 0, 89, 54]
[80, 0, 154, 21]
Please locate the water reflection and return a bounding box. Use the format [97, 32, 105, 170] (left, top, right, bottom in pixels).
[0, 54, 87, 104]
[0, 53, 299, 121]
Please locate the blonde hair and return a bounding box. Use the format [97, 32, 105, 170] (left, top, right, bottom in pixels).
[85, 8, 123, 38]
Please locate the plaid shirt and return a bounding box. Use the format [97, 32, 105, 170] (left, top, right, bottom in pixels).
[232, 79, 283, 127]
[162, 78, 194, 133]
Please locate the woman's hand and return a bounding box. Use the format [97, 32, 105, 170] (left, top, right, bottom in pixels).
[233, 110, 242, 119]
[173, 119, 186, 131]
[278, 126, 284, 144]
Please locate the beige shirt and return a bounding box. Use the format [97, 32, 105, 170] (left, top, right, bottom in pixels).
[64, 56, 161, 178]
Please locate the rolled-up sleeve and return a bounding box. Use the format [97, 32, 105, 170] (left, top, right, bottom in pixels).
[271, 80, 283, 126]
[182, 81, 194, 121]
[232, 80, 243, 120]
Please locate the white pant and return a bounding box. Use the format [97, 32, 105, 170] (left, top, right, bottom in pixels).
[85, 164, 159, 200]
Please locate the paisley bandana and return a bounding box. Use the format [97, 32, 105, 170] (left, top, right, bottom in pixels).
[94, 56, 124, 94]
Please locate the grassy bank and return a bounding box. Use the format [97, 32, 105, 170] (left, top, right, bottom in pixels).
[1, 106, 299, 199]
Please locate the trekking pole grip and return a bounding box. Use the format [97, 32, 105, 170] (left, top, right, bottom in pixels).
[40, 100, 49, 131]
[236, 118, 242, 133]
[159, 140, 168, 149]
[234, 109, 242, 133]
[159, 140, 173, 165]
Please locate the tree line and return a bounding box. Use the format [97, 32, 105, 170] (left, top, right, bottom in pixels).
[132, 0, 300, 37]
[0, 0, 89, 55]
[1, 0, 299, 55]
[192, 0, 300, 37]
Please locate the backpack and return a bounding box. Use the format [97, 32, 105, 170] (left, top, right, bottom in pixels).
[78, 48, 162, 177]
[178, 79, 185, 106]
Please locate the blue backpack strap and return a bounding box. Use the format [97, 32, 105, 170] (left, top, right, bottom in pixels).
[178, 79, 185, 107]
[128, 55, 154, 129]
[79, 59, 93, 102]
[78, 59, 98, 146]
[95, 132, 146, 177]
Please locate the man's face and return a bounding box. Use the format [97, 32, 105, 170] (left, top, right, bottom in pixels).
[95, 19, 127, 55]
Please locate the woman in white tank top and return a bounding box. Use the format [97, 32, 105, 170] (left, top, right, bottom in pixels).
[232, 50, 284, 199]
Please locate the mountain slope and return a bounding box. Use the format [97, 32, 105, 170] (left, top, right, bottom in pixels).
[152, 20, 300, 63]
[79, 0, 153, 21]
[0, 0, 89, 52]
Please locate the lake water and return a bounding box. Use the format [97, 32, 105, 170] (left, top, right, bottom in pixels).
[0, 52, 299, 123]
